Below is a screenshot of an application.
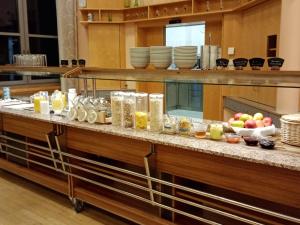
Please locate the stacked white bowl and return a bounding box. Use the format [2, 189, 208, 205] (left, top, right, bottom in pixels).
[150, 46, 173, 69]
[174, 46, 198, 69]
[130, 47, 150, 69]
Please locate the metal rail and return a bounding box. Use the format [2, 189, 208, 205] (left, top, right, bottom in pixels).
[1, 134, 300, 224]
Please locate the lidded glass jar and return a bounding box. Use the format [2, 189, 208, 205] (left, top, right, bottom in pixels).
[111, 91, 124, 126]
[135, 93, 148, 130]
[122, 92, 136, 128]
[149, 93, 164, 132]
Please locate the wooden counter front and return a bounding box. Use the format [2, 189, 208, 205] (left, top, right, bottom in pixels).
[0, 113, 299, 224]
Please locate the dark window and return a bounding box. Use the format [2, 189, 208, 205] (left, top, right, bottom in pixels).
[0, 35, 20, 65]
[0, 71, 23, 82]
[27, 0, 58, 35]
[29, 37, 59, 66]
[0, 0, 19, 33]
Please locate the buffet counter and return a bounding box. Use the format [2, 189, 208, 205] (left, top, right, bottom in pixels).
[0, 107, 299, 171]
[0, 107, 300, 225]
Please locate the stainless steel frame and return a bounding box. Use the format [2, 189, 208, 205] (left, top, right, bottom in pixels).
[0, 134, 300, 225]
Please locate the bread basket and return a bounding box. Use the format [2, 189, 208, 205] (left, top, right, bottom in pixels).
[280, 114, 300, 146]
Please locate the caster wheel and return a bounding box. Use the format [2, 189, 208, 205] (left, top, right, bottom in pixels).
[71, 198, 85, 213]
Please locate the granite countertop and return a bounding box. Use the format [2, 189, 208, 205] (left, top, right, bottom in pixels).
[1, 107, 300, 172]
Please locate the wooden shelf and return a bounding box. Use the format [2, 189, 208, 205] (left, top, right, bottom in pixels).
[80, 21, 125, 25]
[78, 0, 269, 25]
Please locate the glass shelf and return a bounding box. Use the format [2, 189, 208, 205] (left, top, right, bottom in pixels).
[65, 67, 300, 88]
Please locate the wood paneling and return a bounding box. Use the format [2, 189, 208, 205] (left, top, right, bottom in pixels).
[2, 114, 53, 141]
[155, 144, 300, 208]
[66, 127, 151, 167]
[86, 24, 124, 90]
[86, 0, 124, 8]
[203, 85, 222, 120]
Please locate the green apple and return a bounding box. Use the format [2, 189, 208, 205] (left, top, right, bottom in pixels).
[231, 120, 245, 128]
[240, 114, 252, 122]
[253, 112, 264, 120]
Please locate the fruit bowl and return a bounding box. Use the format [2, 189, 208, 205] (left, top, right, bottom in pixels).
[232, 124, 276, 137]
[228, 113, 276, 137]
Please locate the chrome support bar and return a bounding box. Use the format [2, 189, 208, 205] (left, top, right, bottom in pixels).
[55, 136, 66, 172]
[0, 135, 52, 152]
[83, 78, 88, 97]
[0, 150, 60, 172]
[144, 149, 155, 204]
[1, 134, 299, 224]
[45, 133, 57, 169]
[63, 170, 220, 225]
[92, 79, 96, 98]
[58, 151, 300, 223]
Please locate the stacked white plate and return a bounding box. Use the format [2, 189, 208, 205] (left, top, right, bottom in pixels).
[174, 46, 198, 69]
[130, 47, 150, 69]
[150, 46, 172, 69]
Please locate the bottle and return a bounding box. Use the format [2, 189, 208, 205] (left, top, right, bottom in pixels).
[39, 92, 50, 115]
[149, 93, 164, 132]
[3, 87, 10, 100]
[68, 88, 77, 109]
[123, 92, 136, 128]
[111, 91, 124, 126]
[135, 93, 148, 130]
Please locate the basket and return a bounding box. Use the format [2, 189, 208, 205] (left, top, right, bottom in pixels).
[280, 114, 300, 147]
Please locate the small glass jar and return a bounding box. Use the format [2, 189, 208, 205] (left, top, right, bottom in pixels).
[149, 93, 164, 132]
[111, 91, 123, 126]
[210, 123, 224, 140]
[123, 92, 136, 128]
[163, 115, 177, 134]
[178, 117, 192, 136]
[192, 122, 208, 139]
[135, 93, 148, 130]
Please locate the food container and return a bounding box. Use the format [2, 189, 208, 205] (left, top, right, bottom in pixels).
[209, 123, 223, 140]
[123, 92, 136, 128]
[111, 91, 124, 126]
[163, 115, 177, 134]
[40, 94, 50, 115]
[193, 122, 208, 139]
[259, 139, 275, 150]
[280, 114, 300, 147]
[3, 87, 10, 100]
[243, 136, 259, 146]
[149, 93, 164, 132]
[135, 93, 148, 130]
[225, 134, 241, 144]
[178, 117, 192, 136]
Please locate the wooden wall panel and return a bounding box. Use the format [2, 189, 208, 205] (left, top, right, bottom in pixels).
[87, 0, 123, 8]
[205, 21, 222, 46]
[203, 85, 222, 120]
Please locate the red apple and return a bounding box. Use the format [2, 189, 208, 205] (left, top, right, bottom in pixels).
[234, 112, 243, 120]
[262, 117, 272, 127]
[228, 117, 235, 125]
[256, 120, 264, 128]
[245, 120, 257, 129]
